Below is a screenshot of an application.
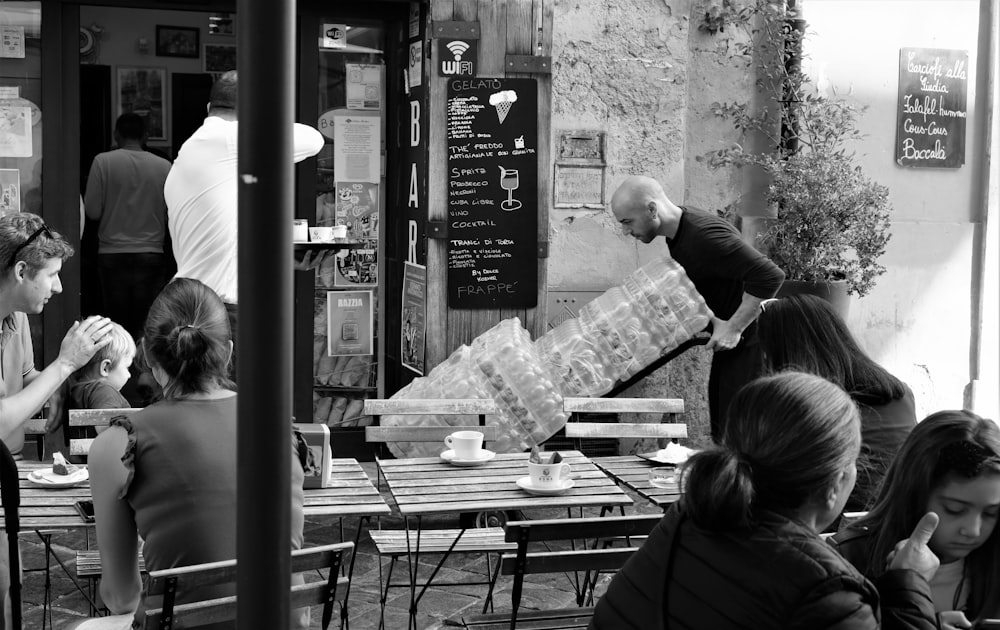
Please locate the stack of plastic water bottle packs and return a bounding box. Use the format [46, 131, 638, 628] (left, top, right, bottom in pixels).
[383, 255, 713, 458]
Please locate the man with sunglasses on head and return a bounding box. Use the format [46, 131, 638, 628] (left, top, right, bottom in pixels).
[0, 213, 114, 458]
[0, 213, 113, 628]
[611, 176, 784, 443]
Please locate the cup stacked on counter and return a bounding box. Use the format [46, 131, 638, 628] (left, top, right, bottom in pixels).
[380, 255, 713, 458]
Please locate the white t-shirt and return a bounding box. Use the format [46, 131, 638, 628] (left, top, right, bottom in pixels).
[164, 116, 324, 303]
[929, 558, 968, 612]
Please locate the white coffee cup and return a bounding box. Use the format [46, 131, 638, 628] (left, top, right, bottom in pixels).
[527, 461, 571, 489]
[309, 226, 334, 242]
[444, 430, 483, 459]
[331, 225, 348, 239]
[292, 219, 309, 242]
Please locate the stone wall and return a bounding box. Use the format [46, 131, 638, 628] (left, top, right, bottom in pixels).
[548, 0, 757, 445]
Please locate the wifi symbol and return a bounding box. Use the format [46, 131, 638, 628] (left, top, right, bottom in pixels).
[446, 40, 469, 61]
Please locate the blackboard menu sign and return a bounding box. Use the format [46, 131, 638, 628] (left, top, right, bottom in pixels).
[447, 78, 538, 308]
[895, 48, 968, 168]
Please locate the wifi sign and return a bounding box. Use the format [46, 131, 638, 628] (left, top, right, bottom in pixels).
[438, 39, 477, 77]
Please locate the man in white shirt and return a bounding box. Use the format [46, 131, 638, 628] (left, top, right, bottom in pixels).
[164, 71, 324, 374]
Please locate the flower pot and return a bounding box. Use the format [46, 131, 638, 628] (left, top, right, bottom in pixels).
[776, 279, 850, 320]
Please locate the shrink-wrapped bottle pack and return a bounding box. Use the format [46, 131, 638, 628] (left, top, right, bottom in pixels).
[382, 255, 713, 457]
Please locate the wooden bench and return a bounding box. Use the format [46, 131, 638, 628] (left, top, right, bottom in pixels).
[363, 398, 513, 626]
[138, 542, 353, 630]
[67, 408, 140, 458]
[463, 514, 663, 630]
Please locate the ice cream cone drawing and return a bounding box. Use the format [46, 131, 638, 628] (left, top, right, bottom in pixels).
[489, 90, 518, 125]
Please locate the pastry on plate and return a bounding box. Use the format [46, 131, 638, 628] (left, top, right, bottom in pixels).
[52, 452, 81, 476]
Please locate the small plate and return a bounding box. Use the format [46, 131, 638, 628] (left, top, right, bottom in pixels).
[27, 467, 89, 488]
[638, 443, 697, 466]
[440, 449, 496, 467]
[516, 476, 574, 496]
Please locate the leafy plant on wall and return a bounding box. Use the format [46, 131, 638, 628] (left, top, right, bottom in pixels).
[697, 0, 892, 297]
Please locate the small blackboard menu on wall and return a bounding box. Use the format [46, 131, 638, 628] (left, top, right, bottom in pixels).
[895, 48, 968, 168]
[447, 78, 538, 308]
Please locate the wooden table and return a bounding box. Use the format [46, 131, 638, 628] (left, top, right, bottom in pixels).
[3, 459, 391, 527]
[4, 458, 390, 629]
[592, 455, 682, 508]
[376, 450, 632, 628]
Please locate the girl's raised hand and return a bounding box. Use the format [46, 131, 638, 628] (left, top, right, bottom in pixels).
[888, 511, 940, 582]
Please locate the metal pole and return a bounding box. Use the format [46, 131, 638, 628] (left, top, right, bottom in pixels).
[237, 0, 294, 627]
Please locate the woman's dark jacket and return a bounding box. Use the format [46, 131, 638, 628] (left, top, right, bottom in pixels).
[589, 503, 937, 630]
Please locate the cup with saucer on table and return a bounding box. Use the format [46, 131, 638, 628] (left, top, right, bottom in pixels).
[440, 430, 495, 466]
[517, 448, 574, 496]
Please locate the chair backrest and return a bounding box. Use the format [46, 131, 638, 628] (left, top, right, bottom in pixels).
[497, 515, 662, 629]
[562, 397, 687, 440]
[140, 542, 353, 630]
[68, 408, 140, 456]
[0, 438, 22, 630]
[363, 398, 499, 445]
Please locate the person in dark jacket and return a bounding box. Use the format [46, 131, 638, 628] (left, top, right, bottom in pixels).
[590, 371, 940, 630]
[757, 294, 916, 512]
[831, 410, 1000, 629]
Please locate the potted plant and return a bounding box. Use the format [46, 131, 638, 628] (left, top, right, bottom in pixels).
[698, 0, 892, 313]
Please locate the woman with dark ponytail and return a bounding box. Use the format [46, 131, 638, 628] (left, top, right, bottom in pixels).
[67, 278, 306, 629]
[590, 372, 940, 630]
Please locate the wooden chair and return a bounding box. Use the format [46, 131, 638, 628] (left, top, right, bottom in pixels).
[136, 542, 353, 630]
[563, 397, 686, 461]
[462, 514, 662, 630]
[67, 408, 140, 458]
[362, 398, 515, 629]
[563, 398, 686, 517]
[23, 416, 47, 460]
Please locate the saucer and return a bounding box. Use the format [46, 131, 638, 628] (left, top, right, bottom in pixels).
[440, 448, 496, 467]
[27, 467, 89, 488]
[515, 476, 574, 496]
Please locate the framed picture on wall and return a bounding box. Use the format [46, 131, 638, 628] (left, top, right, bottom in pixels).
[155, 25, 199, 58]
[117, 66, 167, 140]
[204, 43, 237, 73]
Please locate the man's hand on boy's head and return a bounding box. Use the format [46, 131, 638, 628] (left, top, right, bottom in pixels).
[58, 315, 114, 371]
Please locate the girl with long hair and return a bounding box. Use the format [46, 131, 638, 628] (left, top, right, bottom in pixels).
[757, 294, 916, 511]
[833, 410, 1000, 629]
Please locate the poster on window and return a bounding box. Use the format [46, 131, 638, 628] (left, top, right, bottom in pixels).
[334, 240, 378, 288]
[0, 169, 20, 216]
[0, 27, 25, 59]
[345, 63, 382, 110]
[333, 112, 380, 183]
[335, 182, 378, 239]
[401, 262, 426, 375]
[326, 290, 373, 357]
[0, 106, 31, 157]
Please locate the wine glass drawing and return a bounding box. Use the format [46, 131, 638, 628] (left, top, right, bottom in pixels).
[499, 166, 522, 211]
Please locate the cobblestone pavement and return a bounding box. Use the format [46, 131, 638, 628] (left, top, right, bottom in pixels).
[17, 463, 662, 630]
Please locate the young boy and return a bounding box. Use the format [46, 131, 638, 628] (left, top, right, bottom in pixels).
[67, 321, 135, 410]
[56, 322, 135, 461]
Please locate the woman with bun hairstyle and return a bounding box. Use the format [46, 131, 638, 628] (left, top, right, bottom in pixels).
[589, 372, 939, 630]
[756, 294, 916, 512]
[67, 278, 306, 629]
[832, 410, 1000, 629]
